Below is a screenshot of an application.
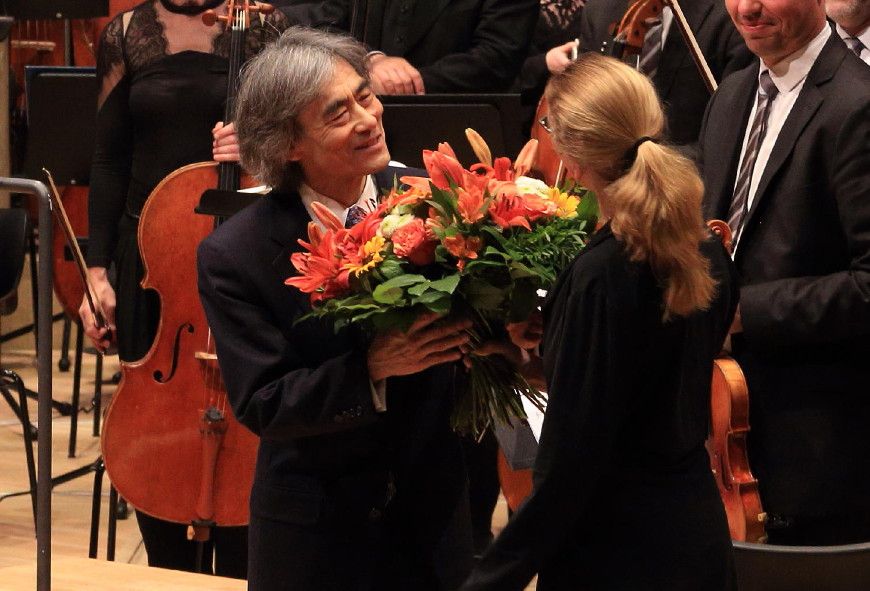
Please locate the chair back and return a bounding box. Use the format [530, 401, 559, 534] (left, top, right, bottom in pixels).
[733, 540, 870, 590]
[0, 208, 29, 315]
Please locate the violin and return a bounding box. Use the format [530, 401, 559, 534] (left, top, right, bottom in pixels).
[100, 1, 270, 541]
[706, 220, 766, 543]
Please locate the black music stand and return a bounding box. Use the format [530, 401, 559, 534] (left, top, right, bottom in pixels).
[2, 0, 108, 19]
[380, 94, 525, 169]
[24, 66, 99, 457]
[24, 66, 96, 185]
[22, 65, 105, 448]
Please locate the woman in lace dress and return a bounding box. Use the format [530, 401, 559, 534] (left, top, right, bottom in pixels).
[515, 0, 585, 133]
[79, 0, 288, 576]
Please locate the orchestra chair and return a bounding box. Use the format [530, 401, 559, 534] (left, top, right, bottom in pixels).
[0, 206, 38, 526]
[733, 540, 870, 590]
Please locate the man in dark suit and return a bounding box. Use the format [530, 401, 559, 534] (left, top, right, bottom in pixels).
[579, 0, 752, 150]
[280, 0, 539, 94]
[699, 0, 870, 545]
[198, 28, 474, 589]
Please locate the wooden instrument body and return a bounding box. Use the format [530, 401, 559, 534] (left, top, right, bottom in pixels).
[707, 358, 766, 542]
[529, 97, 565, 187]
[100, 162, 259, 526]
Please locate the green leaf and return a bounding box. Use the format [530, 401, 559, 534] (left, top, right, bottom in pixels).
[372, 274, 427, 305]
[463, 278, 508, 311]
[427, 274, 461, 293]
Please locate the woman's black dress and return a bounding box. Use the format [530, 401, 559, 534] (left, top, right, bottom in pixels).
[462, 224, 738, 590]
[87, 0, 288, 576]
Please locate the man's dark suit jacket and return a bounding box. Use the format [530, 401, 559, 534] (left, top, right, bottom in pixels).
[197, 168, 473, 590]
[289, 0, 539, 92]
[579, 0, 752, 148]
[699, 35, 870, 525]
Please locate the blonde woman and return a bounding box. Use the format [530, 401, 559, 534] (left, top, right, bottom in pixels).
[461, 53, 738, 590]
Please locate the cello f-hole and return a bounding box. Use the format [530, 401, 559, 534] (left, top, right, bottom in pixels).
[153, 322, 195, 383]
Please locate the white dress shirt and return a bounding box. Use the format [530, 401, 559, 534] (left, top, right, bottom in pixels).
[298, 175, 388, 412]
[299, 174, 379, 229]
[733, 26, 831, 218]
[835, 22, 870, 66]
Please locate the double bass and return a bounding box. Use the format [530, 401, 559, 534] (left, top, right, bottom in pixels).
[100, 1, 270, 541]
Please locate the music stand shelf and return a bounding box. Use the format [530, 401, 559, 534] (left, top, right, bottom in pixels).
[3, 0, 108, 20]
[379, 93, 524, 170]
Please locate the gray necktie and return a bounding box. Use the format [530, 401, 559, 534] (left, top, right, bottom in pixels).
[638, 19, 663, 77]
[727, 71, 780, 245]
[845, 36, 865, 58]
[345, 204, 367, 228]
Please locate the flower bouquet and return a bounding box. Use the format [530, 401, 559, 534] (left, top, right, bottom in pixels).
[286, 130, 597, 436]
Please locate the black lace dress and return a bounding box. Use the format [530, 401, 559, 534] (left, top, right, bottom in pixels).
[515, 0, 585, 132]
[88, 0, 288, 362]
[86, 0, 288, 576]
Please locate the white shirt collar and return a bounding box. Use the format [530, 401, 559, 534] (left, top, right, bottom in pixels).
[761, 25, 831, 94]
[299, 175, 379, 229]
[835, 22, 870, 54]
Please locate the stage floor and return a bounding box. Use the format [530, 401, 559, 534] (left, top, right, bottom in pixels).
[0, 557, 245, 590]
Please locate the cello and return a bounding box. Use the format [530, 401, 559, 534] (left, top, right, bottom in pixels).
[100, 1, 270, 541]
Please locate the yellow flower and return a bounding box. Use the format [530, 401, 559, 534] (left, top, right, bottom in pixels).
[344, 235, 386, 277]
[546, 187, 579, 218]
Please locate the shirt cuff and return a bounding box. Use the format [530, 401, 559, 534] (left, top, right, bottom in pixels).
[370, 379, 387, 412]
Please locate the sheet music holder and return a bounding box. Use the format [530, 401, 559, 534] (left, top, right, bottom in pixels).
[3, 0, 108, 19]
[23, 66, 96, 185]
[379, 94, 525, 169]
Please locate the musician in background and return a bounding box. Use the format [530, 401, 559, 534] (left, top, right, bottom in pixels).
[827, 0, 870, 65]
[699, 0, 870, 544]
[460, 53, 738, 590]
[199, 27, 474, 590]
[79, 0, 288, 577]
[579, 0, 752, 154]
[280, 0, 539, 94]
[514, 0, 585, 132]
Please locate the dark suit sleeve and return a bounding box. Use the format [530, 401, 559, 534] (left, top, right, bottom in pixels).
[416, 0, 539, 92]
[461, 267, 637, 590]
[741, 102, 870, 346]
[197, 238, 380, 441]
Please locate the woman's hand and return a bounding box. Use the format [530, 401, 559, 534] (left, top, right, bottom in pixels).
[78, 267, 116, 354]
[367, 313, 471, 383]
[462, 312, 546, 389]
[545, 40, 579, 75]
[506, 311, 543, 350]
[212, 121, 240, 162]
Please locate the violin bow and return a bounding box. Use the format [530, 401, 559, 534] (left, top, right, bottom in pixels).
[664, 0, 718, 93]
[43, 168, 112, 341]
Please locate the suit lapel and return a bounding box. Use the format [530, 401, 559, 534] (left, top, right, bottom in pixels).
[268, 190, 313, 308]
[656, 0, 714, 99]
[404, 0, 451, 53]
[741, 36, 843, 234]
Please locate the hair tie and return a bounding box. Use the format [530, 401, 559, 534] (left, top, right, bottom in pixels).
[620, 136, 660, 171]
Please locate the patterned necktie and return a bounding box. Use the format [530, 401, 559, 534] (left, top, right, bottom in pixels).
[727, 71, 780, 246]
[845, 36, 865, 58]
[345, 204, 367, 228]
[638, 18, 663, 77]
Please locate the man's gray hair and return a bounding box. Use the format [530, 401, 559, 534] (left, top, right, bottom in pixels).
[234, 26, 370, 188]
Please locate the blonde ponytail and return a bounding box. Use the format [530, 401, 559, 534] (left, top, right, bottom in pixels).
[545, 53, 715, 319]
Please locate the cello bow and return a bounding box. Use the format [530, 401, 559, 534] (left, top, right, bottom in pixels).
[43, 168, 112, 344]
